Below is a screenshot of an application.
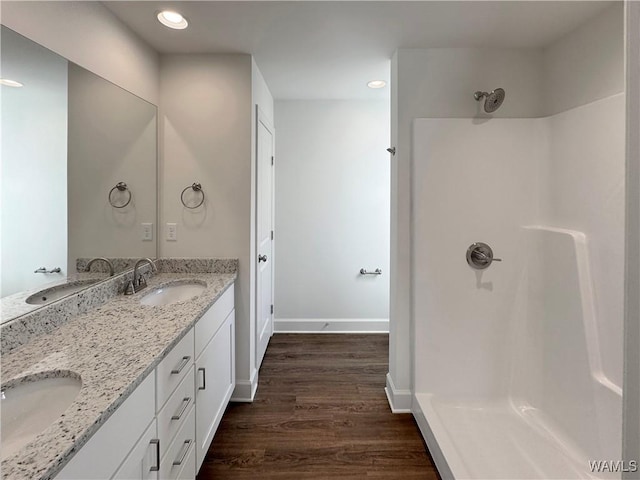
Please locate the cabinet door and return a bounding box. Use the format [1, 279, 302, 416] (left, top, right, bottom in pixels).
[112, 419, 159, 480]
[56, 373, 155, 480]
[194, 310, 235, 470]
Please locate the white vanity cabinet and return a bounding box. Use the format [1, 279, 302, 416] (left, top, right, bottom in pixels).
[55, 373, 158, 480]
[53, 284, 235, 480]
[194, 286, 235, 470]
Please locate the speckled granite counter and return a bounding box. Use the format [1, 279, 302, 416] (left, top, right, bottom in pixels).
[1, 273, 108, 323]
[1, 270, 236, 480]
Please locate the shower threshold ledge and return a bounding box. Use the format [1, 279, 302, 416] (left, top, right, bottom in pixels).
[413, 393, 617, 480]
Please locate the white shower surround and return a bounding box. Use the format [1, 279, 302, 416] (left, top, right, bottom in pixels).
[412, 94, 624, 479]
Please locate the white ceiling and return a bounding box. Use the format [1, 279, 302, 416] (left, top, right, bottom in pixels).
[103, 1, 613, 100]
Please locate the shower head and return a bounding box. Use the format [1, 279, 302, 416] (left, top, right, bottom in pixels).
[474, 88, 506, 113]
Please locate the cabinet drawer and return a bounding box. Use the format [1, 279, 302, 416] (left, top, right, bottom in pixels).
[158, 365, 194, 456]
[159, 406, 195, 480]
[157, 329, 194, 411]
[175, 441, 196, 480]
[195, 285, 234, 359]
[112, 419, 159, 480]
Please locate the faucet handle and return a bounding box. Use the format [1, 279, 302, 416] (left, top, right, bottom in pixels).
[137, 275, 147, 288]
[124, 281, 136, 296]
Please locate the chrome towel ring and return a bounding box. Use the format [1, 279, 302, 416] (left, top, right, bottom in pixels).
[108, 182, 132, 208]
[181, 183, 205, 209]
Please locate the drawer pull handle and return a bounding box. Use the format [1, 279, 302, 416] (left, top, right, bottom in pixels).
[171, 397, 192, 421]
[150, 438, 160, 472]
[172, 439, 193, 466]
[198, 367, 206, 390]
[171, 356, 191, 375]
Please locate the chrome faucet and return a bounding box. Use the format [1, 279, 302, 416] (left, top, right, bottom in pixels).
[85, 257, 115, 276]
[125, 258, 157, 295]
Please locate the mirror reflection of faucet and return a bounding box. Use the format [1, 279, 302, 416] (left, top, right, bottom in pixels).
[85, 257, 115, 276]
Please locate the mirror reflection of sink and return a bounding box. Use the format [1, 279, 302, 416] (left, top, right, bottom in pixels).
[139, 281, 206, 307]
[1, 373, 82, 460]
[25, 279, 100, 305]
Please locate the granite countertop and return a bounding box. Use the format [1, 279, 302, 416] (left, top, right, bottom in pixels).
[0, 272, 109, 323]
[1, 271, 236, 480]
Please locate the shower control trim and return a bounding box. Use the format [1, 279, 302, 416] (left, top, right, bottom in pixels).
[466, 242, 502, 270]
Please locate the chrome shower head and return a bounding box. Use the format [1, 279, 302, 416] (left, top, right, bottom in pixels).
[474, 88, 506, 113]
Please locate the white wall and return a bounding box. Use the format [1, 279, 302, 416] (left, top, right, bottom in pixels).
[67, 63, 157, 271]
[1, 27, 68, 296]
[390, 47, 543, 408]
[542, 3, 623, 116]
[1, 1, 159, 104]
[274, 100, 390, 328]
[160, 54, 274, 400]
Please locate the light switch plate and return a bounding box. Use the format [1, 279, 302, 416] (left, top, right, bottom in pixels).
[167, 223, 177, 241]
[141, 223, 153, 241]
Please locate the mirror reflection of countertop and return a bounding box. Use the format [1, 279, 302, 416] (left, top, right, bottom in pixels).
[0, 273, 109, 323]
[1, 270, 236, 480]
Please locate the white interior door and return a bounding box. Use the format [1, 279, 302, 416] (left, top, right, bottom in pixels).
[256, 107, 274, 370]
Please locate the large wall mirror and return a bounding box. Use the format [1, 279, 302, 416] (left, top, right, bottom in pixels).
[1, 26, 157, 322]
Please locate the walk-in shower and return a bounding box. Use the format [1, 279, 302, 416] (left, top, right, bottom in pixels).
[411, 91, 625, 478]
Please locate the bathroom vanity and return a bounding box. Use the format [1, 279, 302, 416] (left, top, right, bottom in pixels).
[0, 260, 237, 480]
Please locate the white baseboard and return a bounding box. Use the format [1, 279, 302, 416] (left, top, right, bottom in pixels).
[274, 318, 389, 333]
[384, 373, 412, 413]
[231, 370, 258, 402]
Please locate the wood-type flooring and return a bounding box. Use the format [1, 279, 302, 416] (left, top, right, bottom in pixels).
[197, 334, 440, 479]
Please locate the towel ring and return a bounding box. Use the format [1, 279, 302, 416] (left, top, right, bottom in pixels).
[181, 183, 205, 209]
[108, 182, 132, 208]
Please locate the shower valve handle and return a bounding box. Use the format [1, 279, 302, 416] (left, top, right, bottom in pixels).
[473, 250, 502, 262]
[466, 243, 501, 269]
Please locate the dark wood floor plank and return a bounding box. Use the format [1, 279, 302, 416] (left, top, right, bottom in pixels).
[197, 334, 440, 479]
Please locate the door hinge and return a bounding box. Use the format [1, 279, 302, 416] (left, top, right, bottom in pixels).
[271, 230, 274, 240]
[270, 304, 274, 315]
[271, 156, 274, 166]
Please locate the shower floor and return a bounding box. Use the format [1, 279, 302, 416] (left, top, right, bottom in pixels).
[414, 393, 615, 480]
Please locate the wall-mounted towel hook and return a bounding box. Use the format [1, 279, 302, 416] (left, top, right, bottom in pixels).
[181, 182, 205, 209]
[108, 182, 132, 208]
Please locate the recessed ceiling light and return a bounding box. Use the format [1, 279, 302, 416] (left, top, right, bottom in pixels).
[367, 80, 387, 89]
[157, 10, 188, 30]
[0, 78, 23, 88]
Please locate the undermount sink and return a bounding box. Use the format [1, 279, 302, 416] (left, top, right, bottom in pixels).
[1, 373, 82, 460]
[139, 281, 206, 307]
[25, 279, 100, 305]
